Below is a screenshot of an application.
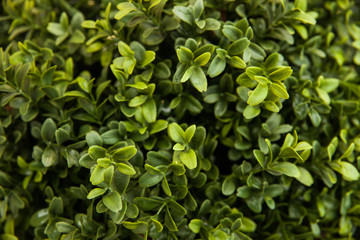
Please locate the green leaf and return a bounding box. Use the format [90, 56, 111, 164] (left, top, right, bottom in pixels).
[295, 167, 314, 186]
[116, 163, 136, 175]
[115, 2, 137, 20]
[112, 146, 137, 161]
[189, 219, 202, 233]
[47, 23, 66, 36]
[236, 186, 251, 198]
[189, 127, 206, 150]
[288, 10, 316, 25]
[176, 47, 193, 64]
[141, 51, 156, 67]
[162, 178, 172, 196]
[270, 83, 289, 99]
[41, 118, 57, 141]
[56, 222, 76, 233]
[90, 165, 106, 185]
[134, 197, 163, 211]
[103, 191, 122, 212]
[268, 162, 301, 178]
[170, 164, 186, 175]
[15, 63, 31, 87]
[222, 177, 236, 196]
[173, 143, 185, 151]
[81, 20, 96, 28]
[42, 146, 58, 167]
[239, 217, 257, 232]
[86, 131, 103, 146]
[245, 66, 263, 80]
[265, 53, 280, 69]
[194, 52, 211, 66]
[142, 98, 157, 123]
[168, 123, 185, 143]
[150, 120, 168, 135]
[190, 66, 207, 92]
[101, 130, 122, 145]
[173, 6, 193, 25]
[180, 149, 197, 169]
[184, 125, 196, 143]
[243, 105, 261, 119]
[247, 84, 268, 105]
[118, 41, 134, 57]
[279, 147, 303, 160]
[181, 66, 193, 83]
[269, 67, 293, 81]
[139, 172, 164, 187]
[89, 145, 107, 160]
[165, 207, 178, 231]
[329, 161, 360, 181]
[308, 108, 321, 127]
[229, 56, 246, 69]
[320, 78, 339, 92]
[253, 149, 265, 168]
[48, 197, 63, 216]
[129, 95, 148, 107]
[227, 38, 250, 55]
[208, 56, 226, 78]
[194, 0, 204, 18]
[87, 188, 107, 199]
[222, 25, 243, 42]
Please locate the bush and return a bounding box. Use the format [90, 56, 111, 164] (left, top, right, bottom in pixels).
[1, 0, 360, 239]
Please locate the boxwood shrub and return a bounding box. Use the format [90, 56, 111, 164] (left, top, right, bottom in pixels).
[1, 0, 360, 239]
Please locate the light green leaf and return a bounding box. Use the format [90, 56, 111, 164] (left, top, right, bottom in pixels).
[168, 123, 185, 143]
[173, 143, 185, 151]
[81, 20, 96, 28]
[253, 149, 266, 168]
[268, 162, 301, 178]
[103, 191, 122, 212]
[87, 188, 107, 199]
[116, 163, 136, 175]
[194, 52, 211, 66]
[118, 41, 134, 57]
[181, 66, 193, 83]
[229, 56, 246, 69]
[247, 83, 268, 105]
[173, 6, 193, 25]
[42, 146, 58, 167]
[90, 165, 106, 185]
[89, 145, 107, 160]
[190, 67, 207, 92]
[208, 56, 226, 77]
[150, 120, 168, 135]
[176, 47, 193, 64]
[129, 95, 148, 107]
[227, 38, 250, 55]
[139, 172, 164, 187]
[112, 146, 137, 161]
[295, 167, 314, 186]
[115, 2, 137, 20]
[271, 82, 289, 99]
[269, 67, 293, 81]
[180, 149, 197, 169]
[184, 125, 196, 143]
[142, 98, 157, 123]
[189, 219, 202, 233]
[41, 118, 57, 142]
[243, 105, 261, 119]
[141, 51, 156, 67]
[329, 161, 360, 181]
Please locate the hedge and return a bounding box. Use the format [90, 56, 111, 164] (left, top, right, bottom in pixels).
[1, 0, 360, 239]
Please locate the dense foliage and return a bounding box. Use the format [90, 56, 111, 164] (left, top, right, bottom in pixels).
[1, 0, 360, 239]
